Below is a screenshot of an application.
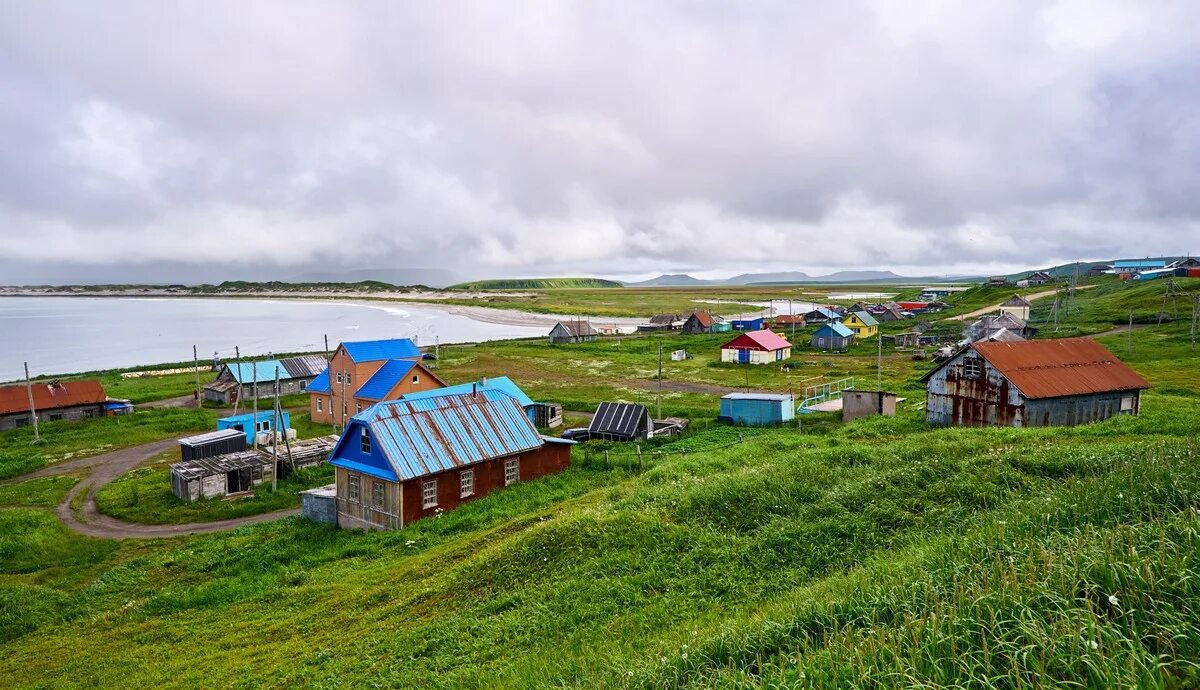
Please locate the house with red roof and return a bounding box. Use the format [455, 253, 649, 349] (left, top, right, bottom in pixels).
[0, 379, 108, 431]
[719, 329, 793, 365]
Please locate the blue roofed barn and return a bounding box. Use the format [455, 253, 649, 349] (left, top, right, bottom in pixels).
[811, 322, 856, 351]
[326, 389, 574, 529]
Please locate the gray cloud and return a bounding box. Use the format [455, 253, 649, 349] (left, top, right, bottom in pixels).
[1, 0, 1198, 284]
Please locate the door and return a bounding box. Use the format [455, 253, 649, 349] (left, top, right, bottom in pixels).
[738, 349, 750, 364]
[226, 468, 251, 493]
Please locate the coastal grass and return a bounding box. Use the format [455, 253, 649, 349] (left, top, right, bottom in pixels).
[0, 403, 1198, 686]
[0, 408, 215, 481]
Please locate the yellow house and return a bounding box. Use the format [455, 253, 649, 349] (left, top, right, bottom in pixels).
[842, 311, 879, 338]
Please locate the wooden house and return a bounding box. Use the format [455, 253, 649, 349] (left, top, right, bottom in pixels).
[328, 390, 574, 530]
[842, 311, 879, 338]
[204, 355, 327, 404]
[0, 379, 107, 431]
[811, 322, 856, 351]
[803, 307, 840, 325]
[966, 313, 1037, 342]
[639, 313, 682, 332]
[681, 311, 717, 334]
[720, 329, 792, 364]
[307, 338, 445, 426]
[921, 338, 1150, 428]
[549, 320, 598, 344]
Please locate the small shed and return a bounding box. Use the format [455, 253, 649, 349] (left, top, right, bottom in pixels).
[217, 410, 291, 445]
[711, 321, 733, 333]
[529, 402, 564, 428]
[842, 390, 898, 423]
[719, 393, 795, 426]
[731, 316, 765, 331]
[178, 428, 248, 462]
[811, 322, 856, 351]
[588, 402, 652, 442]
[170, 449, 270, 502]
[720, 330, 792, 364]
[670, 349, 687, 361]
[549, 321, 599, 344]
[103, 399, 134, 416]
[300, 484, 339, 525]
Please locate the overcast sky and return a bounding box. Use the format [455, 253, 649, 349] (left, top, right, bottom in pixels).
[1, 1, 1198, 285]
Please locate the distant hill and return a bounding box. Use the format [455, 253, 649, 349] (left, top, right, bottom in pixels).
[448, 277, 624, 290]
[630, 269, 924, 286]
[291, 268, 460, 289]
[627, 274, 714, 286]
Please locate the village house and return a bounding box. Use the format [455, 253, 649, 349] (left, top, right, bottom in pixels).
[771, 314, 807, 330]
[638, 313, 682, 332]
[548, 320, 598, 344]
[802, 307, 841, 325]
[203, 355, 328, 405]
[987, 276, 1013, 287]
[0, 379, 107, 431]
[681, 310, 717, 334]
[842, 310, 880, 339]
[966, 313, 1037, 342]
[921, 338, 1150, 428]
[325, 389, 574, 530]
[870, 305, 905, 322]
[719, 329, 792, 364]
[398, 376, 561, 428]
[999, 294, 1032, 320]
[1025, 271, 1054, 285]
[307, 338, 444, 426]
[810, 322, 856, 351]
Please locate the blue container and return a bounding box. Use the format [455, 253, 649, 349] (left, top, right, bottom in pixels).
[731, 317, 765, 331]
[719, 393, 795, 426]
[218, 410, 291, 444]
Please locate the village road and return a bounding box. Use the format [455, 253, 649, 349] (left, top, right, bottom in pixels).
[946, 285, 1097, 322]
[3, 436, 298, 539]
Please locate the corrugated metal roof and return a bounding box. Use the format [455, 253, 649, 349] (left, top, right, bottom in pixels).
[972, 338, 1150, 400]
[0, 380, 107, 416]
[349, 390, 544, 481]
[806, 307, 841, 319]
[179, 428, 247, 447]
[721, 329, 792, 351]
[815, 322, 855, 338]
[280, 355, 328, 379]
[688, 311, 716, 327]
[400, 376, 533, 408]
[589, 402, 650, 438]
[850, 311, 879, 327]
[555, 321, 597, 337]
[227, 360, 289, 385]
[355, 359, 417, 401]
[341, 338, 423, 363]
[307, 369, 331, 393]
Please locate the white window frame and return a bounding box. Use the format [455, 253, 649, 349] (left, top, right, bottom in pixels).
[460, 469, 475, 497]
[412, 374, 420, 385]
[360, 427, 371, 454]
[422, 478, 438, 508]
[372, 480, 385, 508]
[1120, 395, 1134, 412]
[505, 458, 520, 486]
[346, 372, 352, 385]
[336, 372, 343, 384]
[348, 475, 360, 502]
[316, 398, 323, 412]
[356, 403, 362, 414]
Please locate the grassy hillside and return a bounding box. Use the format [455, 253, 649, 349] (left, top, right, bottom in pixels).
[449, 277, 624, 290]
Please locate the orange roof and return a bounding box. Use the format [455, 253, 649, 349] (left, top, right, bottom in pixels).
[971, 338, 1149, 400]
[0, 380, 107, 416]
[689, 311, 715, 327]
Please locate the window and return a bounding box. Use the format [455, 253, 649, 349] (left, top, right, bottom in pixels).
[422, 479, 438, 508]
[1120, 395, 1134, 412]
[316, 398, 323, 412]
[356, 403, 362, 414]
[300, 381, 307, 391]
[460, 469, 475, 497]
[962, 357, 983, 379]
[412, 374, 420, 385]
[336, 372, 343, 384]
[505, 458, 520, 486]
[372, 481, 385, 508]
[348, 475, 360, 502]
[360, 427, 371, 453]
[48, 413, 62, 421]
[346, 373, 352, 385]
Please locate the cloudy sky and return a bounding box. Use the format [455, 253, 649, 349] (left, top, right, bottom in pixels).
[1, 1, 1198, 285]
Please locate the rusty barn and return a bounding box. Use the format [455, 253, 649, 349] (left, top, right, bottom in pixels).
[921, 338, 1150, 428]
[326, 389, 575, 530]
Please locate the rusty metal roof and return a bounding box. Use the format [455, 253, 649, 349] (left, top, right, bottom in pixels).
[339, 390, 544, 481]
[0, 379, 107, 416]
[971, 338, 1150, 399]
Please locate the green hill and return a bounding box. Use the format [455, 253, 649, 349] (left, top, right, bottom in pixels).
[449, 277, 623, 290]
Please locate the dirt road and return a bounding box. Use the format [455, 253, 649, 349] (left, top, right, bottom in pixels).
[5, 437, 298, 539]
[947, 285, 1097, 321]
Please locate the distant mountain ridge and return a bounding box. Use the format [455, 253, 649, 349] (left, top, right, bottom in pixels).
[628, 270, 947, 286]
[449, 277, 624, 290]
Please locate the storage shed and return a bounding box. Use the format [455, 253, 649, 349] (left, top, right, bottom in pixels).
[720, 330, 792, 364]
[811, 322, 856, 351]
[921, 338, 1150, 428]
[178, 428, 247, 462]
[217, 410, 291, 445]
[719, 393, 795, 426]
[730, 316, 765, 331]
[170, 450, 270, 501]
[588, 402, 653, 442]
[842, 390, 898, 422]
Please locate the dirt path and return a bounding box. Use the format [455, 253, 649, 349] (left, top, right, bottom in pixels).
[946, 285, 1097, 321]
[1087, 323, 1149, 339]
[4, 436, 297, 539]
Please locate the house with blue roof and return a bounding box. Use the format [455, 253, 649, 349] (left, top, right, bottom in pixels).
[811, 322, 857, 351]
[309, 338, 446, 426]
[803, 307, 842, 325]
[324, 389, 575, 530]
[203, 355, 328, 404]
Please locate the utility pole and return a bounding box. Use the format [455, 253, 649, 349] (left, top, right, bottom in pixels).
[252, 361, 258, 449]
[1127, 311, 1133, 355]
[323, 334, 330, 362]
[434, 336, 440, 369]
[271, 369, 279, 492]
[339, 360, 347, 432]
[656, 339, 662, 420]
[193, 345, 200, 408]
[876, 329, 882, 392]
[23, 362, 40, 444]
[1191, 296, 1198, 350]
[232, 346, 242, 416]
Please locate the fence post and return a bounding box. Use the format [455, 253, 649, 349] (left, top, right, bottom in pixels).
[605, 449, 609, 468]
[636, 444, 642, 470]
